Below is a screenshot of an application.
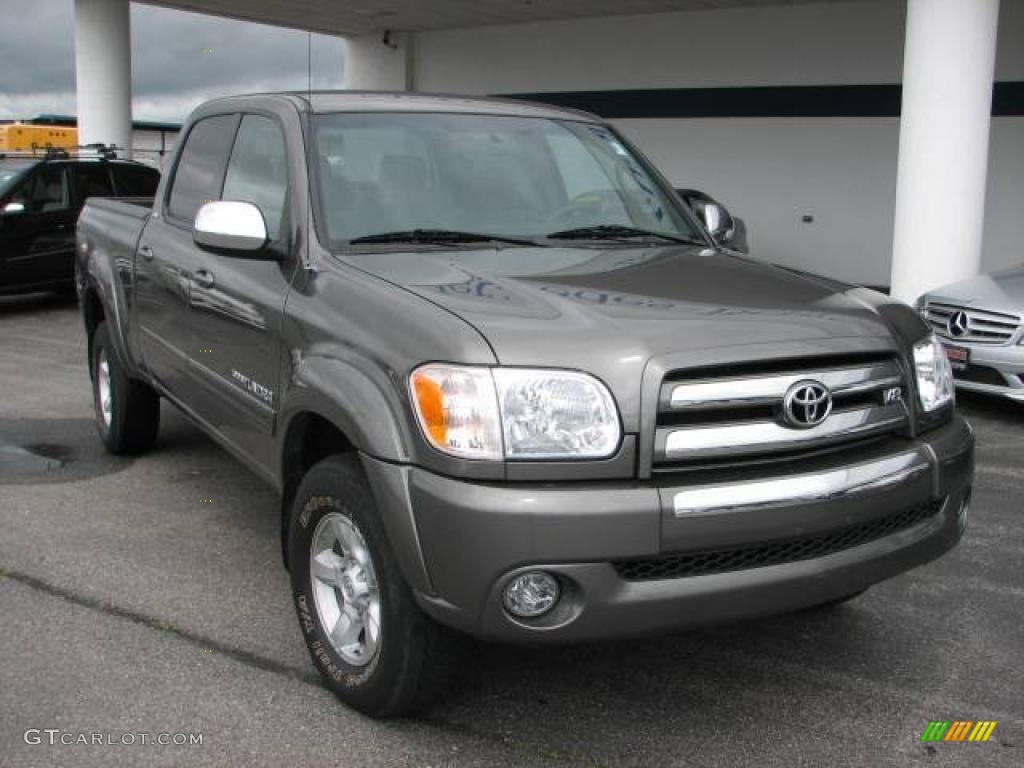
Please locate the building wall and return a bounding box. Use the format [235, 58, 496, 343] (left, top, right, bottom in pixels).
[413, 0, 1024, 286]
[130, 128, 178, 170]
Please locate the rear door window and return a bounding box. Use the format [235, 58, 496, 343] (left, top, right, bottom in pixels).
[71, 163, 115, 204]
[167, 114, 239, 224]
[112, 164, 160, 197]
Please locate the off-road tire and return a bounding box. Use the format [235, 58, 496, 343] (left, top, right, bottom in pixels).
[288, 454, 463, 717]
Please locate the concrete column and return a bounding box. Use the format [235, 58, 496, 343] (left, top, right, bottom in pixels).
[74, 0, 132, 155]
[890, 0, 1000, 303]
[343, 31, 413, 91]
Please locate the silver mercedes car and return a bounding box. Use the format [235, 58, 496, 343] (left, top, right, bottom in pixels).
[918, 266, 1024, 402]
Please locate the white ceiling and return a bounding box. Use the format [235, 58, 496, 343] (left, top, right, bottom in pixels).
[140, 0, 847, 37]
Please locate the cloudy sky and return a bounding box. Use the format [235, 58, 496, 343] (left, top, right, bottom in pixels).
[0, 0, 345, 124]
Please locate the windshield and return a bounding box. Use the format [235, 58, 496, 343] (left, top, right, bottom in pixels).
[0, 161, 32, 198]
[311, 112, 702, 248]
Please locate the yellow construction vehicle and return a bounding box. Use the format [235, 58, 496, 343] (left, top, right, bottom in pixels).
[0, 123, 78, 152]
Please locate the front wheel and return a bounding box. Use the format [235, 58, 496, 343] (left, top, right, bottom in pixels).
[288, 454, 463, 717]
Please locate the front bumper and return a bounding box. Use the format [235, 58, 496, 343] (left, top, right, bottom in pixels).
[363, 415, 974, 644]
[949, 342, 1024, 401]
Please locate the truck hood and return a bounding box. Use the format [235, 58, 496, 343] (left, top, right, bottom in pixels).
[339, 244, 902, 431]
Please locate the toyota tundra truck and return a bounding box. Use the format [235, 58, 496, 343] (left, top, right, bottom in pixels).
[76, 92, 974, 717]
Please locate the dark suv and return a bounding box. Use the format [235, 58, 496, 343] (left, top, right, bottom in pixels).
[0, 152, 160, 296]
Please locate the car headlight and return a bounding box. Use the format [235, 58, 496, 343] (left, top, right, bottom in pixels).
[493, 368, 620, 458]
[913, 334, 955, 412]
[410, 364, 621, 460]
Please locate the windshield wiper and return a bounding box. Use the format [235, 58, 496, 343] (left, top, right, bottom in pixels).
[545, 224, 703, 245]
[349, 229, 539, 247]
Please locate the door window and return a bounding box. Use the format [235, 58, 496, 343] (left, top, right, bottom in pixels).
[71, 164, 114, 204]
[15, 165, 70, 213]
[167, 114, 239, 224]
[112, 164, 160, 197]
[221, 115, 289, 240]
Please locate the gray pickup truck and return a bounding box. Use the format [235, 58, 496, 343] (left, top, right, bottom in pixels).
[77, 92, 974, 717]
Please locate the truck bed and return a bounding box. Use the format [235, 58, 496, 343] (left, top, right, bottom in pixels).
[82, 196, 154, 217]
[76, 197, 154, 297]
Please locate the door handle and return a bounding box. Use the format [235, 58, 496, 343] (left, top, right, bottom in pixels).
[138, 244, 154, 261]
[192, 269, 215, 289]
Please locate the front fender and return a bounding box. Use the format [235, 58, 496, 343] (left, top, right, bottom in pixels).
[279, 351, 412, 462]
[278, 354, 436, 593]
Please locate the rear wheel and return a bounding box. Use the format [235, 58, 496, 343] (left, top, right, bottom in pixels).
[288, 454, 462, 717]
[91, 321, 160, 455]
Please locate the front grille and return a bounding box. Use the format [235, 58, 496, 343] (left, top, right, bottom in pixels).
[956, 364, 1008, 387]
[924, 302, 1021, 345]
[654, 356, 908, 467]
[613, 499, 942, 581]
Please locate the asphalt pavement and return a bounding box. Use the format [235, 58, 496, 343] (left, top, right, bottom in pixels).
[1, 292, 1021, 767]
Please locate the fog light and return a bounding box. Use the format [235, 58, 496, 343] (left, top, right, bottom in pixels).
[502, 571, 560, 618]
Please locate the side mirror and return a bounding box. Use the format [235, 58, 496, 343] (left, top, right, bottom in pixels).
[193, 201, 268, 254]
[2, 201, 26, 216]
[701, 202, 733, 243]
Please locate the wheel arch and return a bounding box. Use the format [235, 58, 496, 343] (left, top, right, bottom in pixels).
[277, 406, 434, 596]
[280, 409, 357, 563]
[82, 285, 105, 378]
[79, 259, 135, 379]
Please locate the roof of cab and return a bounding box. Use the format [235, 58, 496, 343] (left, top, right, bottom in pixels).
[199, 90, 603, 124]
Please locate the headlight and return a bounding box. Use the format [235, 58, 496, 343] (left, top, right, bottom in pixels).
[913, 334, 955, 412]
[410, 365, 621, 460]
[493, 368, 620, 458]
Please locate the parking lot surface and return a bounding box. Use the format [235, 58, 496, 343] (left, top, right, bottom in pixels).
[1, 293, 1021, 767]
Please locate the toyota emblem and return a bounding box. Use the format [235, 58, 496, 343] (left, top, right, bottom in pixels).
[947, 310, 970, 337]
[782, 380, 832, 429]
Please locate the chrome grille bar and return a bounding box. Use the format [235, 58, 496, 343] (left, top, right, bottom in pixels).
[658, 403, 906, 462]
[655, 357, 909, 466]
[666, 361, 901, 410]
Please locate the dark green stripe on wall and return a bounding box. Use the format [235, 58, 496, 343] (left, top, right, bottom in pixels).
[502, 82, 1024, 119]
